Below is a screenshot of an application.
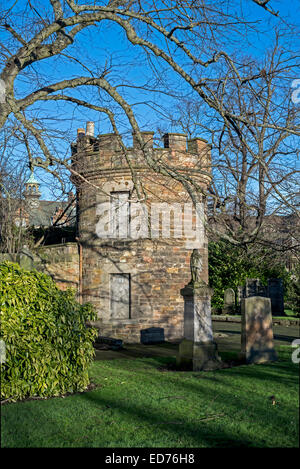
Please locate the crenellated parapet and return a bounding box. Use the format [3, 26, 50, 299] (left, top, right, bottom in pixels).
[71, 123, 212, 185]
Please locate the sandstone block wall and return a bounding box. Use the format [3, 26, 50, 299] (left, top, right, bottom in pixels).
[0, 243, 79, 293]
[72, 128, 211, 343]
[35, 243, 79, 291]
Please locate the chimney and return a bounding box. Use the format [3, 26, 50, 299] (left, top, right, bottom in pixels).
[163, 133, 187, 151]
[187, 137, 208, 154]
[77, 128, 85, 139]
[86, 121, 95, 137]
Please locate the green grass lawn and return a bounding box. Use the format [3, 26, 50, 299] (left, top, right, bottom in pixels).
[275, 316, 299, 321]
[1, 347, 299, 448]
[284, 310, 299, 318]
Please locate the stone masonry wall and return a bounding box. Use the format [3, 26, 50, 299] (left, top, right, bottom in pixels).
[0, 243, 79, 293]
[35, 243, 79, 291]
[72, 129, 211, 343]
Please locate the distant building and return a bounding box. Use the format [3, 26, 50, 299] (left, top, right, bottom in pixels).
[13, 171, 76, 231]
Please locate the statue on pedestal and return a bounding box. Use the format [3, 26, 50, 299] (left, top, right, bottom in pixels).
[178, 249, 222, 371]
[190, 249, 203, 284]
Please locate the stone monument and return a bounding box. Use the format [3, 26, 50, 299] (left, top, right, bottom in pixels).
[222, 288, 235, 314]
[267, 279, 284, 316]
[245, 278, 267, 298]
[140, 327, 165, 344]
[177, 249, 222, 371]
[17, 246, 34, 271]
[237, 278, 284, 316]
[241, 296, 277, 364]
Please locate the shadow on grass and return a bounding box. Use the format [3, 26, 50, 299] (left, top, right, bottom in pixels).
[80, 388, 254, 448]
[1, 369, 252, 448]
[2, 350, 298, 448]
[94, 343, 179, 362]
[272, 334, 300, 343]
[86, 354, 298, 447]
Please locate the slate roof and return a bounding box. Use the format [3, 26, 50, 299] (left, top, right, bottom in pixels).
[27, 200, 76, 227]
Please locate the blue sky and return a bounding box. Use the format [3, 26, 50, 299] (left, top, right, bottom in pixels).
[0, 0, 299, 200]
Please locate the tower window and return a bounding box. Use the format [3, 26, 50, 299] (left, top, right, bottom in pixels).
[110, 273, 131, 319]
[110, 191, 130, 238]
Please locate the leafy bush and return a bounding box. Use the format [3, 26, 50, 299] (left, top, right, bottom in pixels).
[284, 263, 300, 316]
[0, 262, 98, 402]
[208, 240, 291, 313]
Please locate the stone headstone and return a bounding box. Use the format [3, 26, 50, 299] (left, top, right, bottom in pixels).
[241, 296, 277, 364]
[245, 278, 267, 298]
[246, 278, 258, 297]
[224, 288, 235, 305]
[17, 247, 34, 271]
[237, 279, 268, 313]
[267, 278, 284, 316]
[237, 285, 244, 306]
[96, 336, 123, 350]
[140, 327, 165, 344]
[222, 288, 235, 314]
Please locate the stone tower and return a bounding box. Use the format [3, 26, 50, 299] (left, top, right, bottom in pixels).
[24, 171, 41, 207]
[71, 123, 212, 342]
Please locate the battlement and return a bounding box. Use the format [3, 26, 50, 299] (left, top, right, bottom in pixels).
[71, 122, 212, 179]
[72, 122, 209, 151]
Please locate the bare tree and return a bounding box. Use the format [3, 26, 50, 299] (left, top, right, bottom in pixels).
[164, 36, 299, 248]
[0, 0, 299, 246]
[0, 124, 31, 253]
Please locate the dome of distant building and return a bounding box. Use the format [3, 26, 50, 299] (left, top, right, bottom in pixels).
[26, 171, 40, 185]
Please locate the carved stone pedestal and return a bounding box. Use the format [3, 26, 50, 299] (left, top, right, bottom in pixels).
[178, 339, 221, 371]
[177, 282, 222, 371]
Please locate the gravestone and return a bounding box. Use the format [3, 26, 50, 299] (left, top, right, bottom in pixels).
[245, 278, 267, 298]
[222, 288, 235, 314]
[96, 336, 123, 350]
[17, 246, 34, 271]
[140, 327, 165, 344]
[241, 296, 277, 364]
[237, 285, 244, 307]
[237, 278, 282, 315]
[267, 279, 284, 316]
[177, 250, 222, 371]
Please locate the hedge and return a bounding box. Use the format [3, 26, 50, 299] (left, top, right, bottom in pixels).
[0, 262, 98, 402]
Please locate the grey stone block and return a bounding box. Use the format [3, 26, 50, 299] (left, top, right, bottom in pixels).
[177, 339, 222, 371]
[96, 336, 123, 350]
[140, 327, 165, 344]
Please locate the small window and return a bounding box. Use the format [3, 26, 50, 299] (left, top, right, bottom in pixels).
[110, 191, 130, 238]
[110, 273, 131, 319]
